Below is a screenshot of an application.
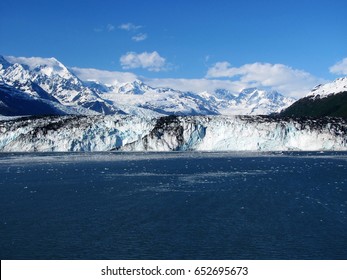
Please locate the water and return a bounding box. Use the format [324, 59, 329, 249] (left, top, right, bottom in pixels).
[0, 152, 346, 260]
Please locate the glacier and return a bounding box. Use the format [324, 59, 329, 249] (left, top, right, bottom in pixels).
[0, 115, 346, 152]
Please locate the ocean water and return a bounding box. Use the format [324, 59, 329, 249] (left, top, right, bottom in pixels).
[0, 151, 346, 260]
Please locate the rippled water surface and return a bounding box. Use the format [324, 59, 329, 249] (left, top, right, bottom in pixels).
[0, 152, 346, 259]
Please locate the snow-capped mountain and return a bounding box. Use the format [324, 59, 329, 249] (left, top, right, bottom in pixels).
[99, 79, 219, 116]
[113, 79, 152, 95]
[0, 114, 346, 152]
[281, 77, 347, 118]
[0, 82, 76, 116]
[308, 77, 347, 99]
[1, 55, 123, 115]
[1, 55, 295, 116]
[212, 88, 294, 115]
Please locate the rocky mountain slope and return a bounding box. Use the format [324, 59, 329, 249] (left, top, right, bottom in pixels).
[280, 77, 347, 117]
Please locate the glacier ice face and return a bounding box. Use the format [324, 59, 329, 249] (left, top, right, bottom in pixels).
[0, 115, 346, 152]
[0, 115, 155, 152]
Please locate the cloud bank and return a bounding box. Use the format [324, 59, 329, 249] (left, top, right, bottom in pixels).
[206, 61, 324, 98]
[71, 58, 336, 99]
[70, 67, 138, 85]
[144, 78, 241, 94]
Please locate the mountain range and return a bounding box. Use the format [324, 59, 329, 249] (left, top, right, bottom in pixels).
[0, 55, 295, 117]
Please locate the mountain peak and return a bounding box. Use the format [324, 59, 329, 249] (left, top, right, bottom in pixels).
[240, 87, 259, 94]
[308, 77, 347, 98]
[4, 55, 72, 80]
[116, 79, 152, 95]
[281, 76, 347, 118]
[214, 88, 235, 100]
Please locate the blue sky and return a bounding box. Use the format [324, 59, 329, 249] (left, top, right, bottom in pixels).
[1, 0, 346, 97]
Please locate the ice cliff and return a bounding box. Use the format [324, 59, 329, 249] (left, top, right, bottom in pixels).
[0, 115, 346, 152]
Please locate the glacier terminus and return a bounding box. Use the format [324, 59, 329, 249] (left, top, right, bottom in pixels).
[0, 114, 346, 152]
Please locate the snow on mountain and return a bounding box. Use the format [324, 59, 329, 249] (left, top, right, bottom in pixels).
[100, 80, 219, 116]
[0, 62, 59, 102]
[0, 115, 346, 152]
[5, 56, 75, 80]
[241, 88, 295, 114]
[97, 80, 293, 116]
[0, 82, 81, 116]
[198, 88, 295, 115]
[1, 56, 124, 115]
[280, 76, 347, 118]
[113, 79, 152, 95]
[308, 77, 347, 99]
[1, 54, 295, 117]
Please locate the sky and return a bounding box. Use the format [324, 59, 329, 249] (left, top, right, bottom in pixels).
[0, 0, 346, 98]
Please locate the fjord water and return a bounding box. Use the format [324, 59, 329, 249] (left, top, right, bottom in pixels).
[0, 152, 346, 260]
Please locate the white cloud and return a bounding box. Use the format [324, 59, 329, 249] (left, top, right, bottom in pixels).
[329, 58, 347, 75]
[118, 23, 142, 31]
[145, 78, 242, 94]
[70, 66, 236, 93]
[206, 61, 324, 98]
[106, 24, 115, 32]
[120, 51, 167, 72]
[70, 67, 138, 85]
[69, 66, 238, 93]
[132, 33, 147, 42]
